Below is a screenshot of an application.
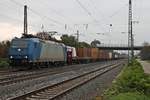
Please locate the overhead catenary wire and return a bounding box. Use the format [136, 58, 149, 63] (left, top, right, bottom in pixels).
[0, 0, 61, 34]
[9, 0, 129, 33]
[84, 0, 112, 32]
[27, 3, 75, 32]
[92, 2, 129, 36]
[76, 0, 130, 43]
[29, 1, 75, 31]
[109, 3, 128, 18]
[0, 0, 39, 29]
[87, 0, 127, 23]
[87, 0, 109, 23]
[86, 0, 128, 25]
[36, 0, 75, 24]
[74, 0, 107, 31]
[74, 0, 100, 24]
[10, 0, 62, 25]
[9, 0, 74, 31]
[6, 0, 138, 34]
[0, 12, 40, 30]
[0, 13, 22, 23]
[73, 0, 129, 34]
[74, 0, 112, 40]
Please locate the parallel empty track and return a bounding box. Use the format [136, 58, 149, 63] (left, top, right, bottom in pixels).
[9, 62, 124, 100]
[0, 62, 115, 86]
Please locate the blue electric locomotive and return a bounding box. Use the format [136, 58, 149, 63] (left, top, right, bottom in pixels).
[9, 38, 67, 68]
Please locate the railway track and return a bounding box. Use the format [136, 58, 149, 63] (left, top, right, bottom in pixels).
[9, 62, 124, 100]
[0, 69, 19, 75]
[0, 61, 115, 86]
[0, 70, 10, 75]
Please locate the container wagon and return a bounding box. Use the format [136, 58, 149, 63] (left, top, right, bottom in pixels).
[91, 48, 99, 62]
[76, 48, 92, 63]
[76, 48, 113, 63]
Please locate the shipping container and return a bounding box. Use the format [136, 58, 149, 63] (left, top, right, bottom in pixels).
[87, 48, 91, 57]
[76, 48, 83, 57]
[76, 48, 90, 58]
[91, 48, 99, 61]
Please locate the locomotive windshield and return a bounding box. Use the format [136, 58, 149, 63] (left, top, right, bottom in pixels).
[11, 39, 28, 48]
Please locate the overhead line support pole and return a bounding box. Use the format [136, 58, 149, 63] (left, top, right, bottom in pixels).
[128, 0, 134, 63]
[24, 5, 28, 34]
[77, 30, 79, 42]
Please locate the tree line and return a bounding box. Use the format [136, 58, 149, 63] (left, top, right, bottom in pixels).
[0, 34, 101, 58]
[1, 34, 150, 60]
[0, 41, 10, 58]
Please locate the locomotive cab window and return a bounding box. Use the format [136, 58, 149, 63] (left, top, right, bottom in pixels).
[34, 43, 38, 48]
[11, 40, 28, 48]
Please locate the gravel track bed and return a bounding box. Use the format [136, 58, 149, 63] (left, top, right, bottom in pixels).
[0, 62, 108, 80]
[0, 62, 111, 85]
[0, 61, 119, 100]
[58, 62, 125, 100]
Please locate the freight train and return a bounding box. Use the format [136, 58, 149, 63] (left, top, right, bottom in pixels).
[8, 37, 120, 68]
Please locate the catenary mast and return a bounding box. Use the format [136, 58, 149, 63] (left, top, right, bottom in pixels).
[24, 5, 28, 34]
[128, 0, 134, 62]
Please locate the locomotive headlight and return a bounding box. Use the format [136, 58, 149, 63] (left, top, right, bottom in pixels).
[18, 48, 21, 52]
[24, 56, 28, 59]
[10, 56, 13, 59]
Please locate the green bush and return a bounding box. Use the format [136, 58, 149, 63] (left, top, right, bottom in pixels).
[109, 92, 150, 100]
[118, 60, 150, 94]
[104, 59, 150, 99]
[0, 58, 9, 68]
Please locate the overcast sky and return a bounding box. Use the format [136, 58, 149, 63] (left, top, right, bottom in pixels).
[0, 0, 149, 45]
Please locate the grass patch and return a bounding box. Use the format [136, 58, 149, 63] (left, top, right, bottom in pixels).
[0, 58, 9, 68]
[104, 59, 150, 100]
[109, 92, 150, 100]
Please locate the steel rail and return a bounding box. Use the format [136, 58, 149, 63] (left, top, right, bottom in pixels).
[9, 62, 124, 100]
[0, 62, 114, 86]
